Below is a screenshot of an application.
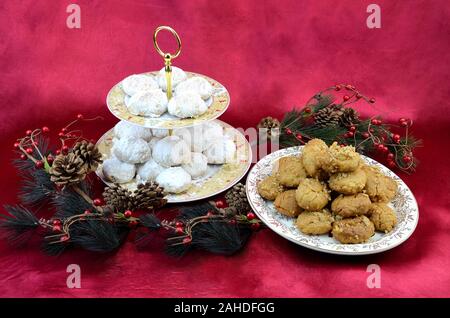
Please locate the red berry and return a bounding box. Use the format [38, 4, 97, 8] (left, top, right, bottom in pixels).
[58, 132, 65, 138]
[335, 84, 341, 91]
[343, 95, 350, 101]
[387, 153, 394, 160]
[369, 128, 374, 133]
[387, 160, 396, 169]
[356, 93, 362, 99]
[35, 160, 44, 169]
[52, 219, 61, 226]
[206, 211, 214, 217]
[183, 237, 192, 245]
[56, 149, 61, 155]
[371, 119, 378, 125]
[229, 219, 237, 225]
[251, 222, 261, 231]
[392, 134, 401, 142]
[26, 130, 32, 136]
[246, 212, 256, 221]
[304, 107, 311, 113]
[20, 154, 27, 160]
[403, 155, 412, 163]
[382, 145, 389, 153]
[346, 131, 354, 138]
[84, 210, 91, 215]
[362, 132, 370, 139]
[345, 84, 352, 90]
[53, 225, 62, 232]
[285, 128, 292, 135]
[13, 142, 20, 148]
[369, 98, 376, 103]
[398, 118, 406, 124]
[377, 144, 385, 152]
[26, 147, 33, 154]
[175, 227, 184, 234]
[124, 210, 132, 218]
[77, 114, 84, 120]
[349, 126, 356, 132]
[60, 235, 69, 242]
[42, 126, 50, 133]
[61, 128, 67, 133]
[215, 199, 226, 209]
[175, 221, 183, 228]
[62, 145, 69, 154]
[295, 133, 303, 140]
[93, 198, 102, 206]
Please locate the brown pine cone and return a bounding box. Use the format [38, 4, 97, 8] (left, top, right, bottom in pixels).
[257, 116, 280, 137]
[49, 153, 87, 186]
[225, 183, 251, 214]
[72, 140, 103, 171]
[339, 108, 359, 127]
[133, 182, 167, 211]
[103, 184, 135, 211]
[314, 104, 344, 127]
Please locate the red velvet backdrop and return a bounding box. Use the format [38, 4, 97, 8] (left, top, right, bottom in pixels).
[1, 0, 450, 298]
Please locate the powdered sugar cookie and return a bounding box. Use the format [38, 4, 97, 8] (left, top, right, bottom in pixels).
[126, 89, 168, 117]
[102, 157, 136, 183]
[157, 66, 187, 91]
[156, 167, 192, 193]
[175, 76, 213, 100]
[122, 74, 159, 96]
[136, 159, 165, 183]
[182, 152, 208, 179]
[152, 136, 191, 167]
[114, 121, 152, 141]
[168, 91, 207, 118]
[112, 137, 151, 164]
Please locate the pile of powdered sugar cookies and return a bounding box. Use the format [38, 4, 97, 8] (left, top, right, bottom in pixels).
[101, 120, 237, 194]
[121, 67, 214, 118]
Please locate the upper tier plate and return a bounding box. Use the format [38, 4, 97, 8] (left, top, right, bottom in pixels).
[106, 71, 230, 129]
[246, 146, 419, 256]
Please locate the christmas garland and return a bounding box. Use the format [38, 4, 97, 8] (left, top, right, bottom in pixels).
[1, 115, 261, 256]
[258, 84, 421, 173]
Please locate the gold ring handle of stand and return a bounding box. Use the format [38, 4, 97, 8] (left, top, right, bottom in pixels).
[153, 26, 182, 100]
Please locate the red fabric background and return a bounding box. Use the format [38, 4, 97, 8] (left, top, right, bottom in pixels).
[1, 0, 450, 297]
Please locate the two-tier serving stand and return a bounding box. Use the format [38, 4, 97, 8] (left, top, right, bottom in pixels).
[96, 26, 252, 203]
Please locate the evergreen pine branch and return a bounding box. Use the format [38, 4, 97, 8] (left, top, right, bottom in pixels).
[0, 205, 40, 247]
[19, 168, 55, 207]
[69, 219, 124, 253]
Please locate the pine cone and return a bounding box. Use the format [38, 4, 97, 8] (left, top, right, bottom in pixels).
[314, 104, 344, 127]
[133, 182, 167, 211]
[257, 116, 280, 137]
[103, 182, 167, 212]
[72, 140, 103, 171]
[49, 153, 87, 186]
[103, 184, 135, 211]
[339, 108, 359, 127]
[225, 183, 251, 214]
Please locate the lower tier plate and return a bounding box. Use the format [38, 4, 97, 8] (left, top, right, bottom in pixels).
[95, 119, 252, 203]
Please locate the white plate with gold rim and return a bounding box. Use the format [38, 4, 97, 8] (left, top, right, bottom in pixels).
[96, 120, 252, 203]
[106, 71, 230, 129]
[246, 146, 419, 255]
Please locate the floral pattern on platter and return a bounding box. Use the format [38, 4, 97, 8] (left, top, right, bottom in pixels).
[246, 146, 419, 255]
[107, 71, 230, 129]
[96, 120, 252, 203]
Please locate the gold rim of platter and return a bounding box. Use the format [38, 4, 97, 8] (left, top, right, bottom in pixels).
[106, 71, 230, 129]
[95, 119, 252, 203]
